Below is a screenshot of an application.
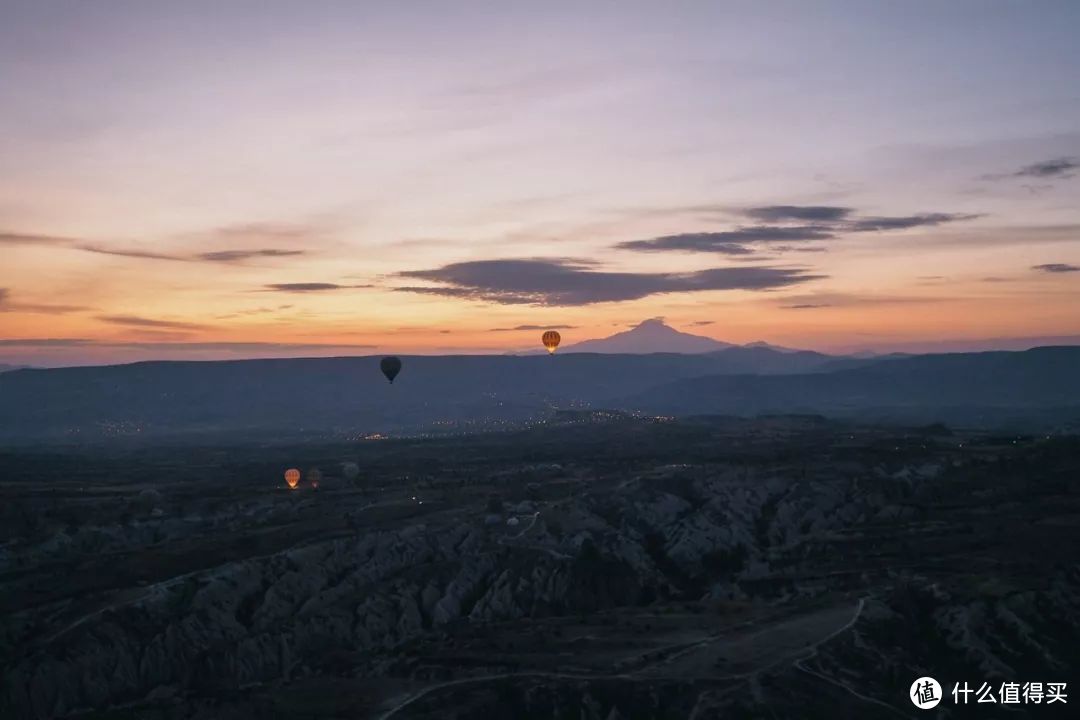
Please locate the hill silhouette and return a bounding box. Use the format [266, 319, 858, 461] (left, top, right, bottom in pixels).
[623, 346, 1080, 428]
[564, 318, 735, 353]
[0, 346, 1076, 442]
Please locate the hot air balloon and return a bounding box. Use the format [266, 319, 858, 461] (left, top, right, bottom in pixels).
[307, 468, 322, 490]
[381, 356, 402, 384]
[541, 330, 561, 355]
[341, 462, 360, 482]
[284, 468, 300, 489]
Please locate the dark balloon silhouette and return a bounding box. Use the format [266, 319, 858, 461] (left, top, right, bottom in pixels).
[542, 330, 561, 354]
[381, 356, 402, 384]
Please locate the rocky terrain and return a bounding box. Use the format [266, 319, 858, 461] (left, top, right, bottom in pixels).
[1, 416, 1077, 718]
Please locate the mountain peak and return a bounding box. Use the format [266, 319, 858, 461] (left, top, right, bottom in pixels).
[636, 317, 669, 329]
[564, 319, 737, 354]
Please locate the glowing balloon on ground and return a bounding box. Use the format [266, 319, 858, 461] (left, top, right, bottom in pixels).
[541, 330, 561, 354]
[284, 468, 300, 489]
[381, 356, 402, 384]
[307, 468, 322, 489]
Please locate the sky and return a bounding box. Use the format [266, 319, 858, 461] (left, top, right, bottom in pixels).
[1, 0, 1079, 366]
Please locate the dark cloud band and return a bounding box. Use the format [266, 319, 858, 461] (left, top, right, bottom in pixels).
[396, 258, 824, 306]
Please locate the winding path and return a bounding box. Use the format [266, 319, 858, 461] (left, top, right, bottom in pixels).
[374, 596, 875, 719]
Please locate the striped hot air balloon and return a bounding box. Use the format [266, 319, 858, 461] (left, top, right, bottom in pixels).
[541, 331, 561, 355]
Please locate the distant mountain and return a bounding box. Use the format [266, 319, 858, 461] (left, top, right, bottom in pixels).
[623, 346, 1080, 429]
[0, 347, 846, 443]
[1, 346, 1074, 442]
[743, 341, 800, 354]
[704, 346, 851, 375]
[564, 319, 736, 354]
[0, 349, 829, 443]
[0, 364, 26, 374]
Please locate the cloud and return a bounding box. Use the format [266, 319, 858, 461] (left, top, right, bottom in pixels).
[80, 244, 307, 264]
[0, 231, 71, 246]
[396, 258, 824, 306]
[263, 283, 372, 292]
[214, 305, 294, 319]
[489, 324, 580, 332]
[775, 292, 953, 308]
[3, 302, 88, 315]
[210, 222, 322, 241]
[742, 205, 853, 223]
[197, 249, 306, 262]
[187, 222, 322, 263]
[690, 320, 715, 326]
[1032, 263, 1080, 273]
[394, 286, 537, 305]
[0, 338, 98, 347]
[846, 213, 981, 232]
[0, 287, 89, 314]
[0, 338, 376, 351]
[76, 244, 186, 261]
[1015, 158, 1079, 178]
[615, 207, 980, 255]
[97, 315, 211, 330]
[617, 227, 834, 254]
[4, 222, 314, 264]
[982, 157, 1080, 181]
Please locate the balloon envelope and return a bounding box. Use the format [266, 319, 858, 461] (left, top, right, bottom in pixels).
[381, 356, 402, 383]
[341, 462, 360, 481]
[541, 330, 561, 354]
[284, 468, 300, 489]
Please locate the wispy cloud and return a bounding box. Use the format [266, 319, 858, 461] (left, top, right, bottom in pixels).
[0, 288, 89, 315]
[209, 222, 324, 241]
[0, 338, 98, 347]
[3, 222, 316, 265]
[397, 258, 824, 306]
[615, 206, 980, 255]
[690, 320, 715, 326]
[262, 282, 372, 292]
[846, 213, 981, 232]
[77, 244, 186, 261]
[214, 305, 293, 319]
[197, 249, 306, 262]
[0, 338, 376, 351]
[1016, 158, 1079, 178]
[775, 292, 953, 308]
[97, 314, 211, 330]
[489, 324, 580, 332]
[0, 231, 71, 246]
[742, 205, 853, 223]
[617, 227, 832, 254]
[983, 157, 1079, 181]
[1032, 263, 1080, 273]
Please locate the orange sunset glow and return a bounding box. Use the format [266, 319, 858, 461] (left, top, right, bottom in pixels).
[2, 3, 1078, 366]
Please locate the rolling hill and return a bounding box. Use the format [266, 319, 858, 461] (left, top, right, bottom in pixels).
[0, 346, 1076, 442]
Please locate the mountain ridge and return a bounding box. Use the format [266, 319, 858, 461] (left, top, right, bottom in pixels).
[562, 318, 738, 354]
[0, 345, 1077, 442]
